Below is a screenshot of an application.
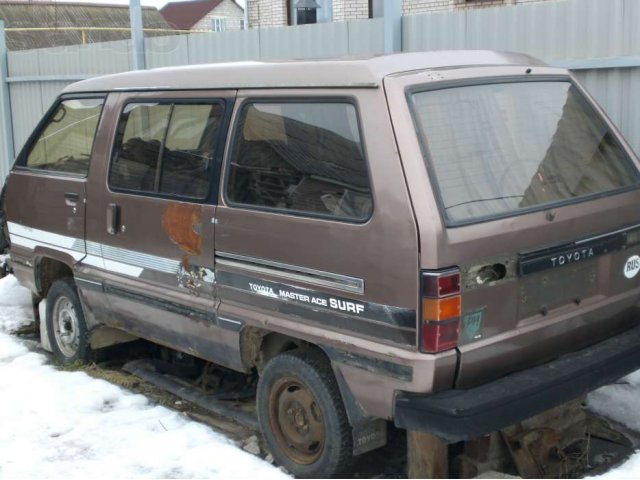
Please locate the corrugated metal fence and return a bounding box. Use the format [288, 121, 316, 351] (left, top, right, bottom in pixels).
[3, 17, 385, 178]
[1, 0, 639, 180]
[403, 0, 640, 162]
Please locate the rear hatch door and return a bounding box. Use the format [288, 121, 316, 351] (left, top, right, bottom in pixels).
[386, 67, 640, 388]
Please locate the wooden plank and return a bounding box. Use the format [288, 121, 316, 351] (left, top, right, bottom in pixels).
[500, 424, 542, 478]
[407, 430, 449, 479]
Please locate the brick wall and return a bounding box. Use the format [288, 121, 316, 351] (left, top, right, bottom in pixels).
[333, 0, 369, 21]
[247, 0, 288, 27]
[192, 0, 245, 30]
[248, 0, 556, 27]
[402, 0, 553, 15]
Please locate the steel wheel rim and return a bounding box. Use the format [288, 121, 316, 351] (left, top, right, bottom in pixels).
[268, 376, 326, 465]
[52, 296, 80, 358]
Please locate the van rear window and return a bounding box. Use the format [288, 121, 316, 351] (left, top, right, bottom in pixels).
[410, 81, 639, 224]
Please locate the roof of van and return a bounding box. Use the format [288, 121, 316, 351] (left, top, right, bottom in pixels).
[62, 50, 547, 93]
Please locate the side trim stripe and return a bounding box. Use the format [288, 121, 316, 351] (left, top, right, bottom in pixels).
[216, 251, 365, 294]
[216, 270, 416, 330]
[324, 346, 413, 382]
[9, 234, 85, 261]
[75, 277, 104, 292]
[104, 283, 215, 322]
[218, 317, 243, 332]
[7, 222, 180, 279]
[8, 223, 84, 252]
[102, 244, 179, 275]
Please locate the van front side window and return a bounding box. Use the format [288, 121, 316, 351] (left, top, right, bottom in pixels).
[226, 101, 372, 221]
[109, 101, 224, 198]
[25, 98, 104, 174]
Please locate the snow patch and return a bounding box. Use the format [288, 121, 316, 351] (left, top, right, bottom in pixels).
[0, 275, 288, 478]
[588, 374, 640, 432]
[592, 452, 640, 479]
[0, 274, 33, 334]
[587, 372, 640, 477]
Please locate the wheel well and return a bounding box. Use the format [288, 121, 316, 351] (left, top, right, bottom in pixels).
[241, 328, 376, 445]
[36, 257, 73, 298]
[240, 327, 308, 372]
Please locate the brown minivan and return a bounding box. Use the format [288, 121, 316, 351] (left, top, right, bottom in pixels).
[5, 51, 640, 477]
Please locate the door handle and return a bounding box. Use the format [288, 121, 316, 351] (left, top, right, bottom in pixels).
[107, 203, 120, 235]
[64, 192, 79, 206]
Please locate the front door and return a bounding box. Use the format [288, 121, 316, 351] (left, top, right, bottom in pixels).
[85, 90, 238, 366]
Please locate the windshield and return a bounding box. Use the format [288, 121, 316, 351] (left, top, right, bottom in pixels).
[410, 81, 639, 224]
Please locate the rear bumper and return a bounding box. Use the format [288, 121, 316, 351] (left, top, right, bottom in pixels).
[394, 323, 640, 442]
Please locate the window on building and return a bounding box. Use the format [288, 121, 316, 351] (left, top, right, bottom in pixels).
[109, 101, 224, 199]
[210, 17, 225, 32]
[297, 7, 317, 24]
[24, 97, 104, 175]
[226, 101, 373, 221]
[288, 0, 331, 25]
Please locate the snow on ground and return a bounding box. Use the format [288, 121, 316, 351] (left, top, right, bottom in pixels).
[0, 275, 34, 333]
[588, 372, 640, 478]
[589, 371, 640, 433]
[0, 275, 287, 479]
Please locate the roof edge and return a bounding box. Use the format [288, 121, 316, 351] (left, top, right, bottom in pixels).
[62, 51, 551, 94]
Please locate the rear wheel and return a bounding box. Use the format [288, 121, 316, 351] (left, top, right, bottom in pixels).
[46, 278, 91, 364]
[257, 349, 353, 478]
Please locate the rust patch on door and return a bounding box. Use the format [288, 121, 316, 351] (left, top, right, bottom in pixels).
[162, 203, 203, 256]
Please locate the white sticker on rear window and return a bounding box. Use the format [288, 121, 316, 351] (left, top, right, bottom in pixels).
[623, 255, 640, 279]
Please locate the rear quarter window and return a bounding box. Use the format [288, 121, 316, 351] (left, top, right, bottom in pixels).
[225, 100, 373, 221]
[410, 81, 639, 225]
[23, 97, 104, 175]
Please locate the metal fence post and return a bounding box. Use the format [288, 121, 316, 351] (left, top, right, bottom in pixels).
[373, 0, 401, 53]
[129, 0, 146, 70]
[0, 21, 15, 179]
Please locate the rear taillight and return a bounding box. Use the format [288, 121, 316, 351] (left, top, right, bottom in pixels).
[420, 269, 461, 353]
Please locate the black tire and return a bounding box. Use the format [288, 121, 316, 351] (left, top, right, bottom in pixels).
[257, 348, 353, 478]
[46, 278, 91, 365]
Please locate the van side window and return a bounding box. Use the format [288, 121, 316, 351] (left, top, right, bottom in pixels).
[109, 101, 224, 198]
[110, 103, 170, 192]
[226, 101, 373, 220]
[162, 104, 223, 196]
[24, 98, 104, 175]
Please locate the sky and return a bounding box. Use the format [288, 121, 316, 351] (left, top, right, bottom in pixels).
[54, 0, 246, 8]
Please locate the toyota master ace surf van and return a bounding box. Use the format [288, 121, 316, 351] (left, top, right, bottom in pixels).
[5, 51, 640, 477]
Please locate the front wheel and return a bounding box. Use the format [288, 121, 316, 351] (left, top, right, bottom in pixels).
[46, 278, 91, 364]
[257, 349, 353, 478]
